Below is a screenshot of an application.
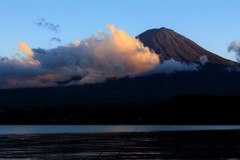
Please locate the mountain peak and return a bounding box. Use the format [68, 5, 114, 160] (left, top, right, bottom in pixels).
[138, 27, 237, 66]
[139, 27, 174, 38]
[147, 27, 172, 31]
[159, 27, 173, 31]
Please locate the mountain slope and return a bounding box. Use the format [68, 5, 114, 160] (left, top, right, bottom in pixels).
[138, 27, 237, 66]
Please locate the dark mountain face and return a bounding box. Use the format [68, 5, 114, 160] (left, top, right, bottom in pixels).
[138, 27, 237, 66]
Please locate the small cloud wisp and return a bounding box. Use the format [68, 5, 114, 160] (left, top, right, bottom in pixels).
[228, 40, 240, 62]
[36, 18, 60, 33]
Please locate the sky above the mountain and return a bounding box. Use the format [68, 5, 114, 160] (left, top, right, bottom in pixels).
[0, 0, 239, 61]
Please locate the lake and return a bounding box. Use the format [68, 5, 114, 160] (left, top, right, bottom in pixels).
[1, 125, 240, 159]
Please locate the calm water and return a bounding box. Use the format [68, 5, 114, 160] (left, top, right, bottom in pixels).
[0, 125, 240, 134]
[1, 125, 240, 159]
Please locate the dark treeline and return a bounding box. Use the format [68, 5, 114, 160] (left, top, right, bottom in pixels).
[0, 94, 239, 124]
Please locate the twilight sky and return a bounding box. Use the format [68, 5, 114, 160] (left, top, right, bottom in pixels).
[0, 0, 240, 61]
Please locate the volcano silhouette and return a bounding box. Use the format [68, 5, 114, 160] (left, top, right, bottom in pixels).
[138, 27, 237, 66]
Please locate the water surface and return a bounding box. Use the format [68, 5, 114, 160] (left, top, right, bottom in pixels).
[0, 125, 240, 134]
[1, 130, 240, 159]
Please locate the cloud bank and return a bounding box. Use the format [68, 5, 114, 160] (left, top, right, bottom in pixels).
[0, 25, 159, 89]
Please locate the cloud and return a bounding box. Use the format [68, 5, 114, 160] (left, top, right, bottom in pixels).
[199, 55, 208, 66]
[228, 40, 240, 62]
[16, 41, 40, 65]
[75, 40, 81, 46]
[0, 25, 159, 89]
[33, 24, 159, 84]
[0, 58, 48, 88]
[145, 59, 199, 75]
[36, 18, 59, 33]
[17, 41, 34, 57]
[50, 37, 61, 43]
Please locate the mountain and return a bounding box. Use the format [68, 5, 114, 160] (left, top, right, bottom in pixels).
[138, 27, 237, 66]
[1, 27, 240, 124]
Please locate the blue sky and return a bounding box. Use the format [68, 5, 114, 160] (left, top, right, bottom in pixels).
[0, 0, 240, 61]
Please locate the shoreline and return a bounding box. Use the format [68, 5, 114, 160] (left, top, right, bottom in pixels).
[1, 125, 240, 135]
[1, 94, 240, 124]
